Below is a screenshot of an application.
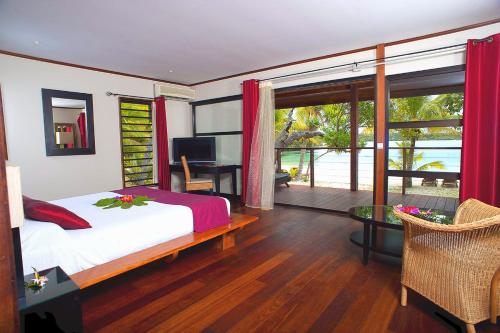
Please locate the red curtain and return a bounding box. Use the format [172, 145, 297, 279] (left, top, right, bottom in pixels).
[155, 96, 171, 191]
[77, 112, 87, 148]
[242, 80, 260, 204]
[460, 34, 500, 206]
[65, 126, 73, 148]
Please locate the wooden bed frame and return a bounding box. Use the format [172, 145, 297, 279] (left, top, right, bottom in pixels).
[70, 213, 258, 289]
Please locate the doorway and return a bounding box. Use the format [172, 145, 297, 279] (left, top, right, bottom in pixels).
[273, 76, 376, 212]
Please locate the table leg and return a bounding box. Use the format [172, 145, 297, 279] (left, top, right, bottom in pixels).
[215, 173, 221, 194]
[231, 170, 237, 196]
[371, 225, 378, 249]
[363, 223, 370, 265]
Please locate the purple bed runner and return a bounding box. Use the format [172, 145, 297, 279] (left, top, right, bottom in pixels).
[113, 187, 230, 232]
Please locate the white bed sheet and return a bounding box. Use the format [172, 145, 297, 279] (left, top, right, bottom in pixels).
[20, 191, 230, 275]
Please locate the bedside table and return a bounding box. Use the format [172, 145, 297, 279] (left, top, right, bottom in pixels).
[18, 266, 83, 333]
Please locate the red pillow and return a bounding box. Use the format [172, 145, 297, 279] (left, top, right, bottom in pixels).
[23, 196, 91, 230]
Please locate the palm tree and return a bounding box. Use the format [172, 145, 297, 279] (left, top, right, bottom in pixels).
[389, 144, 445, 193]
[389, 94, 462, 187]
[275, 106, 325, 181]
[389, 143, 446, 172]
[292, 107, 323, 180]
[274, 93, 462, 188]
[275, 102, 373, 182]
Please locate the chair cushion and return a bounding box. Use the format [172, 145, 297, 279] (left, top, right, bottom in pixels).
[189, 178, 213, 184]
[275, 173, 291, 184]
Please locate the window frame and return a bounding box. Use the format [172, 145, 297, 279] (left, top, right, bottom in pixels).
[383, 65, 465, 202]
[118, 97, 155, 188]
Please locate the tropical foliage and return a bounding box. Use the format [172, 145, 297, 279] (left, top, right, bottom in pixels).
[389, 143, 445, 171]
[275, 93, 463, 183]
[388, 94, 463, 187]
[275, 101, 374, 180]
[120, 102, 154, 187]
[275, 101, 374, 149]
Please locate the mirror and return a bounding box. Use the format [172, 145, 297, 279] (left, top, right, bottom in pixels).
[52, 98, 87, 149]
[42, 89, 95, 156]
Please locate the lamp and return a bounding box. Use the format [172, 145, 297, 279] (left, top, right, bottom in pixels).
[6, 165, 25, 297]
[7, 165, 24, 228]
[55, 131, 74, 145]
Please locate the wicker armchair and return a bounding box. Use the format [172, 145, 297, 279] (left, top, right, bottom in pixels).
[394, 199, 500, 333]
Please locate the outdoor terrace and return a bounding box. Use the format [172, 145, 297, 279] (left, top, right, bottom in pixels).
[274, 184, 459, 213]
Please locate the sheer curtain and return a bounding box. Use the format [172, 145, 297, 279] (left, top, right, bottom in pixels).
[246, 82, 275, 209]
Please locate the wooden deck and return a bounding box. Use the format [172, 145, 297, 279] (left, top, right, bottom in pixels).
[275, 185, 459, 212]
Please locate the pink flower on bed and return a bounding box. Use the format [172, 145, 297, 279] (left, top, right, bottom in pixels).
[119, 195, 134, 203]
[114, 195, 134, 203]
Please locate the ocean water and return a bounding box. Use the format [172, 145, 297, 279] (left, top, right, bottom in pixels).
[280, 140, 461, 188]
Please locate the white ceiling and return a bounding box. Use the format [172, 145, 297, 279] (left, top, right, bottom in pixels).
[0, 0, 498, 85]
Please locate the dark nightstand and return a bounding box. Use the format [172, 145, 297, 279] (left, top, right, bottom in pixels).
[18, 266, 83, 333]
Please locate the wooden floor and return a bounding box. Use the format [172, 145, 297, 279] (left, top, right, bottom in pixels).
[275, 185, 460, 212]
[81, 205, 498, 333]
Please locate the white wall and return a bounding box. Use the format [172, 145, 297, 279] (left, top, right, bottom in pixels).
[166, 99, 192, 192]
[0, 54, 191, 200]
[192, 22, 500, 194]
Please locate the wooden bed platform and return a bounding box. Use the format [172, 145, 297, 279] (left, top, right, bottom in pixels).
[70, 213, 258, 289]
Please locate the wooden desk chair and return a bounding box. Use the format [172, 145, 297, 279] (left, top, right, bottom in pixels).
[180, 155, 214, 195]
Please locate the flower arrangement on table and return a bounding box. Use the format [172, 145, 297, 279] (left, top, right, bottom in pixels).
[94, 195, 154, 209]
[25, 267, 48, 292]
[395, 204, 453, 224]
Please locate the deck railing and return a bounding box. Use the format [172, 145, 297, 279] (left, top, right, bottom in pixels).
[275, 146, 461, 194]
[275, 147, 372, 189]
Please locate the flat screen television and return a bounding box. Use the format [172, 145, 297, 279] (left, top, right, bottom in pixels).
[172, 137, 216, 163]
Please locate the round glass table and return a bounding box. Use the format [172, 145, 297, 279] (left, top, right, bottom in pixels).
[348, 205, 454, 264]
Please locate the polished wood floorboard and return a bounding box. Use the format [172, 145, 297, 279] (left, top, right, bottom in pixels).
[82, 206, 496, 333]
[274, 185, 459, 212]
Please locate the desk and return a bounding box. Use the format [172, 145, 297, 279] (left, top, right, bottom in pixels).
[170, 163, 241, 195]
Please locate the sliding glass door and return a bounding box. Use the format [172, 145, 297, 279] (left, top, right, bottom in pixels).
[385, 66, 465, 211]
[273, 77, 376, 212]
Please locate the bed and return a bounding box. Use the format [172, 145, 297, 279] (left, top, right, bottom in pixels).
[20, 191, 234, 279]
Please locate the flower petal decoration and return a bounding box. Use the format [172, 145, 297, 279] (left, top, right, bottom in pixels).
[94, 195, 154, 209]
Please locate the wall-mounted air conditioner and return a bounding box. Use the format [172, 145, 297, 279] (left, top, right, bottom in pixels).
[155, 83, 195, 101]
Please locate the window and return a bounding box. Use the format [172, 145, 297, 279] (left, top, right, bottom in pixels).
[119, 98, 154, 187]
[386, 68, 464, 202]
[273, 80, 375, 192]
